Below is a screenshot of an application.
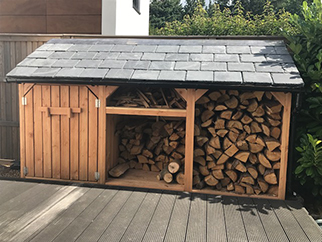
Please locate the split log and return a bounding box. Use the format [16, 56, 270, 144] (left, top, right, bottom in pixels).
[215, 119, 226, 130]
[252, 105, 265, 117]
[176, 172, 185, 185]
[249, 153, 258, 164]
[223, 137, 233, 150]
[228, 130, 239, 143]
[250, 122, 262, 133]
[137, 155, 149, 164]
[247, 165, 258, 179]
[142, 164, 150, 171]
[247, 99, 259, 112]
[258, 164, 266, 175]
[234, 184, 245, 194]
[225, 144, 239, 157]
[221, 177, 231, 187]
[194, 156, 206, 166]
[234, 151, 250, 163]
[261, 123, 270, 137]
[270, 127, 281, 139]
[109, 163, 130, 177]
[209, 136, 221, 149]
[227, 120, 243, 130]
[201, 110, 215, 122]
[151, 164, 160, 172]
[217, 153, 230, 165]
[264, 149, 281, 162]
[258, 177, 269, 193]
[267, 117, 281, 127]
[239, 173, 255, 185]
[199, 166, 210, 176]
[194, 148, 205, 157]
[217, 129, 229, 138]
[201, 119, 212, 127]
[249, 143, 264, 153]
[215, 105, 228, 111]
[204, 174, 219, 186]
[225, 96, 239, 109]
[264, 137, 281, 151]
[267, 185, 279, 196]
[264, 169, 278, 184]
[168, 160, 181, 174]
[232, 160, 247, 173]
[212, 169, 225, 180]
[258, 153, 272, 169]
[232, 111, 243, 120]
[225, 170, 238, 182]
[196, 96, 210, 104]
[220, 110, 233, 120]
[227, 183, 234, 191]
[157, 168, 173, 183]
[236, 140, 249, 151]
[208, 91, 221, 101]
[241, 114, 253, 124]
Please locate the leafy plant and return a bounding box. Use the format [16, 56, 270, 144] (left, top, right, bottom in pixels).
[295, 134, 322, 196]
[154, 0, 296, 36]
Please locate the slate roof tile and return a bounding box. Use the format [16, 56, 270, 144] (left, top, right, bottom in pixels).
[5, 38, 304, 89]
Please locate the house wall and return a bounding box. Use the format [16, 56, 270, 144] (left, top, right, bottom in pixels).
[0, 0, 101, 34]
[102, 0, 149, 36]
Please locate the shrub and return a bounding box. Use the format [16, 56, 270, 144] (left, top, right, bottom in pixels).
[154, 1, 297, 36]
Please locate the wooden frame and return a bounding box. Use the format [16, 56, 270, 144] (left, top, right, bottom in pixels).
[19, 84, 293, 199]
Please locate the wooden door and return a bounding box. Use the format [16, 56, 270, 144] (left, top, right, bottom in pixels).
[20, 84, 99, 182]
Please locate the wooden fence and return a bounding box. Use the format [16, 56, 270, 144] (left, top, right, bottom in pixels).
[0, 34, 68, 160]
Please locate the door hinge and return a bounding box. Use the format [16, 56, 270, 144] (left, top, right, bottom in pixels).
[22, 97, 27, 106]
[95, 172, 100, 181]
[23, 167, 28, 176]
[95, 99, 100, 108]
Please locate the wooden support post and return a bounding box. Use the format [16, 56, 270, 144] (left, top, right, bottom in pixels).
[278, 92, 292, 199]
[19, 84, 26, 178]
[184, 89, 196, 192]
[97, 86, 119, 184]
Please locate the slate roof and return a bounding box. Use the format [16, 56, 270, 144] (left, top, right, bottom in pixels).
[6, 38, 304, 90]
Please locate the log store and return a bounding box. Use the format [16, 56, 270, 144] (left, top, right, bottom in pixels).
[5, 37, 304, 199]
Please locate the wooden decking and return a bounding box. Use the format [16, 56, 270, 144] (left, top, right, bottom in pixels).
[0, 180, 321, 242]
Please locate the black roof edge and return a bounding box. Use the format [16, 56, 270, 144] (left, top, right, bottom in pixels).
[6, 76, 303, 93]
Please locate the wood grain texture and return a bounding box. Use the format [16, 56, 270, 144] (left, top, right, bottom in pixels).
[33, 85, 43, 177]
[0, 16, 47, 33]
[42, 85, 52, 178]
[79, 86, 88, 181]
[25, 88, 34, 177]
[70, 86, 79, 180]
[51, 85, 61, 179]
[88, 91, 98, 181]
[46, 0, 101, 15]
[60, 85, 70, 180]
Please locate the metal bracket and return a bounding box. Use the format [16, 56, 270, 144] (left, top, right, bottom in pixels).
[22, 97, 27, 106]
[95, 99, 100, 108]
[23, 167, 28, 176]
[95, 172, 100, 181]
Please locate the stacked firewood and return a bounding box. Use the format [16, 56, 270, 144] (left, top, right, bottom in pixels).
[108, 119, 186, 185]
[108, 87, 186, 109]
[193, 90, 282, 196]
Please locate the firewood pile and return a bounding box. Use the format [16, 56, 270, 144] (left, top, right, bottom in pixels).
[108, 118, 186, 185]
[108, 87, 186, 109]
[193, 90, 282, 196]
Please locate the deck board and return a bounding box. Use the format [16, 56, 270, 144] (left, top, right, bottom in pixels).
[76, 189, 133, 242]
[29, 188, 102, 242]
[254, 198, 289, 242]
[186, 194, 207, 242]
[238, 197, 269, 242]
[120, 191, 161, 242]
[206, 195, 227, 242]
[52, 188, 118, 242]
[286, 200, 322, 242]
[142, 192, 177, 242]
[0, 180, 321, 242]
[223, 196, 248, 242]
[270, 200, 311, 242]
[98, 190, 146, 242]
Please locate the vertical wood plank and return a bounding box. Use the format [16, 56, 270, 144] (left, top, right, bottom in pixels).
[42, 85, 52, 178]
[19, 84, 26, 178]
[25, 88, 34, 177]
[88, 90, 98, 181]
[34, 85, 43, 177]
[278, 93, 292, 200]
[51, 85, 61, 179]
[60, 85, 70, 180]
[184, 89, 196, 192]
[98, 86, 107, 184]
[79, 86, 89, 181]
[70, 86, 79, 180]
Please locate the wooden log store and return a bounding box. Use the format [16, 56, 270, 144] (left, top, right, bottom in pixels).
[6, 38, 304, 200]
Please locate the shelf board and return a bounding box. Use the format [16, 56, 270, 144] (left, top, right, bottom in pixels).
[106, 169, 184, 191]
[106, 107, 186, 117]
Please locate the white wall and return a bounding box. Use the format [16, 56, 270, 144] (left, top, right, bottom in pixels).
[101, 0, 117, 35]
[102, 0, 149, 36]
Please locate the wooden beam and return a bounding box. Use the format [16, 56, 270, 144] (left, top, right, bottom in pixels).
[23, 83, 35, 96]
[86, 85, 99, 98]
[97, 86, 119, 184]
[19, 84, 26, 178]
[278, 92, 292, 200]
[106, 107, 186, 117]
[271, 92, 286, 106]
[195, 89, 208, 101]
[184, 89, 196, 192]
[39, 107, 81, 118]
[175, 88, 188, 101]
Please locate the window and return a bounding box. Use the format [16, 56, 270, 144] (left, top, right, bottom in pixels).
[133, 0, 140, 14]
